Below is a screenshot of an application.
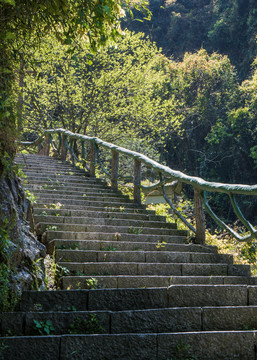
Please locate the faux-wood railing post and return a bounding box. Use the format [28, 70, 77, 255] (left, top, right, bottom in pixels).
[37, 140, 42, 154]
[38, 134, 50, 156]
[134, 159, 141, 204]
[60, 134, 67, 161]
[45, 134, 50, 156]
[81, 141, 86, 160]
[111, 150, 119, 190]
[194, 188, 205, 244]
[90, 141, 96, 177]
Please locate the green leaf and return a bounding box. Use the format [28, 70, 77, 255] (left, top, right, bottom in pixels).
[1, 0, 16, 5]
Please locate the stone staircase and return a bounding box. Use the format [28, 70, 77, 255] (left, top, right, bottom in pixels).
[1, 153, 257, 359]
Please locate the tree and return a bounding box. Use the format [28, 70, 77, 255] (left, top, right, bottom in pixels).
[162, 49, 239, 177]
[0, 0, 149, 176]
[17, 30, 175, 151]
[125, 0, 257, 80]
[206, 56, 257, 185]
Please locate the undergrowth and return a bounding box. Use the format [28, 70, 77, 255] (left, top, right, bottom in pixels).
[44, 252, 70, 290]
[0, 217, 20, 313]
[146, 202, 257, 273]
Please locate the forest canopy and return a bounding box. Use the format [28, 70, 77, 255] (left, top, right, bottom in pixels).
[124, 0, 257, 80]
[1, 0, 257, 218]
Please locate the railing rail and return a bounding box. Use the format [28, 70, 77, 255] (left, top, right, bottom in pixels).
[20, 128, 257, 243]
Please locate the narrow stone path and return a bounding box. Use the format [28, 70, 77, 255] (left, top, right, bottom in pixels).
[1, 154, 257, 360]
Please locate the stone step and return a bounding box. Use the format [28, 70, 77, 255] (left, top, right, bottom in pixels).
[33, 208, 166, 222]
[26, 187, 124, 197]
[59, 262, 250, 279]
[35, 198, 146, 209]
[1, 330, 257, 360]
[16, 155, 72, 164]
[22, 166, 89, 178]
[25, 176, 107, 186]
[3, 305, 257, 338]
[18, 164, 88, 173]
[25, 173, 101, 182]
[20, 286, 257, 312]
[35, 203, 150, 213]
[34, 215, 177, 230]
[37, 194, 131, 203]
[38, 222, 182, 236]
[55, 249, 233, 264]
[61, 275, 256, 289]
[41, 229, 189, 244]
[21, 167, 86, 174]
[25, 181, 110, 189]
[17, 162, 82, 171]
[16, 160, 81, 167]
[45, 230, 190, 243]
[50, 239, 217, 254]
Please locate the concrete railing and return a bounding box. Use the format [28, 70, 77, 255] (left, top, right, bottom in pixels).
[21, 128, 257, 244]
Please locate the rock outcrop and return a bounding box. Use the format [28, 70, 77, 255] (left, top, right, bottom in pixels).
[0, 171, 46, 307]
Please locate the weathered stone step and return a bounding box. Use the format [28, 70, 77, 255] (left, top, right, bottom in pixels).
[61, 274, 256, 289]
[34, 208, 166, 222]
[4, 305, 257, 337]
[25, 173, 101, 182]
[36, 198, 146, 209]
[16, 153, 64, 159]
[41, 227, 188, 242]
[20, 286, 257, 312]
[19, 165, 88, 174]
[19, 160, 77, 166]
[170, 275, 257, 285]
[37, 223, 180, 236]
[26, 188, 124, 197]
[37, 194, 131, 203]
[50, 239, 217, 254]
[45, 230, 189, 243]
[35, 215, 177, 230]
[16, 155, 72, 164]
[55, 249, 233, 264]
[25, 178, 107, 188]
[22, 170, 87, 178]
[17, 163, 82, 171]
[59, 262, 250, 279]
[21, 167, 86, 173]
[25, 181, 110, 190]
[34, 201, 153, 215]
[2, 330, 257, 360]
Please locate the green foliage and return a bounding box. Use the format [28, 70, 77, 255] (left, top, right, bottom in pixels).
[0, 218, 20, 312]
[68, 314, 104, 334]
[240, 242, 257, 264]
[0, 340, 8, 360]
[163, 49, 239, 177]
[84, 277, 100, 289]
[24, 189, 38, 204]
[101, 244, 117, 251]
[147, 200, 193, 232]
[0, 0, 149, 174]
[44, 253, 70, 290]
[127, 0, 257, 80]
[30, 258, 44, 291]
[56, 243, 79, 250]
[156, 241, 167, 250]
[45, 225, 58, 231]
[20, 31, 171, 148]
[166, 340, 198, 360]
[33, 319, 55, 335]
[128, 226, 143, 234]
